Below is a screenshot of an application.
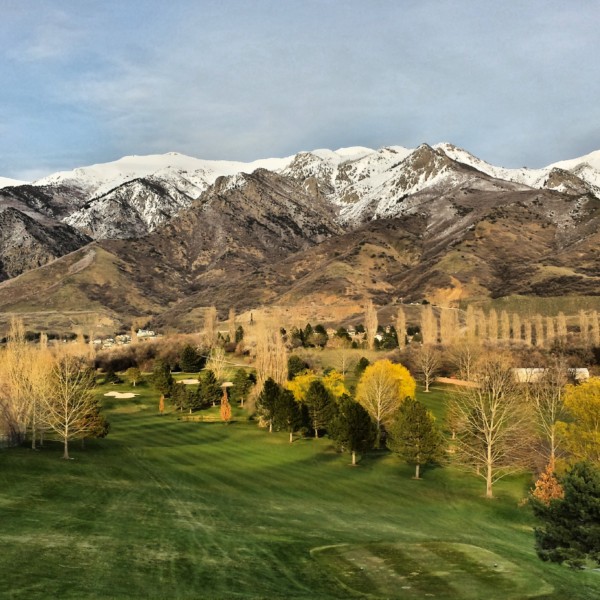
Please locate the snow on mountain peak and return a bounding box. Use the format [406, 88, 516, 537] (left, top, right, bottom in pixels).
[0, 176, 29, 189]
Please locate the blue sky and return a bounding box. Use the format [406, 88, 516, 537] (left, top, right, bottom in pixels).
[1, 0, 599, 179]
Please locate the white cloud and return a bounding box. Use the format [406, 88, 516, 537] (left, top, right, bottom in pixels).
[8, 9, 83, 63]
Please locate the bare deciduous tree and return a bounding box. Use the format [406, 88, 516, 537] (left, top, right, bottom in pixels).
[411, 344, 441, 392]
[41, 354, 98, 460]
[254, 324, 288, 393]
[512, 313, 522, 344]
[203, 306, 218, 348]
[556, 312, 568, 344]
[545, 316, 556, 347]
[476, 309, 487, 341]
[534, 314, 545, 348]
[448, 343, 480, 382]
[439, 309, 459, 346]
[487, 309, 498, 343]
[365, 300, 378, 350]
[527, 358, 568, 469]
[465, 305, 477, 343]
[591, 310, 600, 347]
[499, 310, 510, 342]
[523, 319, 532, 346]
[420, 305, 438, 345]
[207, 347, 228, 381]
[579, 310, 589, 346]
[333, 344, 356, 378]
[396, 307, 407, 350]
[228, 307, 236, 344]
[448, 354, 532, 498]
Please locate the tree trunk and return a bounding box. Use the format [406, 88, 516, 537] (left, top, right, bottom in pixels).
[415, 463, 420, 479]
[424, 377, 430, 392]
[486, 459, 493, 498]
[31, 413, 36, 450]
[352, 451, 357, 466]
[269, 420, 273, 433]
[63, 438, 70, 460]
[289, 431, 293, 444]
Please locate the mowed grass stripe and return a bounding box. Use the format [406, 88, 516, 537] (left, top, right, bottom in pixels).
[1, 384, 600, 598]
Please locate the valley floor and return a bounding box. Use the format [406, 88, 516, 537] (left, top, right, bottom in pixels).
[0, 384, 598, 599]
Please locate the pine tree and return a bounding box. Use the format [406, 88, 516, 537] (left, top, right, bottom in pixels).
[197, 370, 221, 408]
[230, 369, 254, 407]
[180, 345, 203, 372]
[152, 360, 174, 396]
[256, 377, 280, 432]
[303, 380, 335, 438]
[387, 398, 445, 478]
[532, 462, 600, 569]
[329, 397, 376, 465]
[273, 389, 306, 443]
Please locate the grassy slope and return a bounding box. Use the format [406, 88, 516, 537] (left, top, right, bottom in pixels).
[1, 383, 599, 599]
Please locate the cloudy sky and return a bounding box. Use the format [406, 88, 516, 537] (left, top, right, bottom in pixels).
[1, 0, 599, 179]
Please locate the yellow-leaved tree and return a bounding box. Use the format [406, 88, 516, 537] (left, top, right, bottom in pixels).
[355, 359, 416, 447]
[286, 370, 349, 402]
[557, 377, 600, 464]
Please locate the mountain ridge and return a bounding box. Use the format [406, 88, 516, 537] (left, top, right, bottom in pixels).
[2, 142, 600, 334]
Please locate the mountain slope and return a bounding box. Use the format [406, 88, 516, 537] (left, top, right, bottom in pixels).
[2, 143, 600, 334]
[0, 206, 91, 280]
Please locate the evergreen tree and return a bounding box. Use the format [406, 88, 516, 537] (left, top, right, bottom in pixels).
[256, 378, 280, 432]
[329, 397, 376, 465]
[230, 369, 254, 407]
[197, 370, 221, 407]
[78, 396, 110, 449]
[103, 367, 123, 384]
[303, 380, 335, 438]
[354, 357, 370, 377]
[387, 398, 445, 479]
[152, 360, 174, 396]
[287, 355, 309, 380]
[235, 325, 244, 344]
[172, 383, 200, 413]
[532, 462, 600, 569]
[312, 324, 329, 348]
[180, 344, 204, 372]
[273, 389, 307, 443]
[303, 323, 314, 347]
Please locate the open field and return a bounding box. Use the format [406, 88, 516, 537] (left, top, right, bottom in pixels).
[1, 382, 599, 599]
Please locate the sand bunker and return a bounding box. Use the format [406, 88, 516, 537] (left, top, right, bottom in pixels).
[104, 391, 139, 399]
[180, 379, 200, 385]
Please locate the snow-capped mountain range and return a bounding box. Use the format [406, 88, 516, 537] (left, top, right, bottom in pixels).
[1, 141, 600, 281]
[4, 142, 598, 238]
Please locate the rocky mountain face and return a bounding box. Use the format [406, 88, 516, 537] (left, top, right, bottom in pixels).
[2, 142, 600, 333]
[0, 205, 91, 280]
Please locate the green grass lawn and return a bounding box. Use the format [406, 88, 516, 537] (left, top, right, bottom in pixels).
[1, 383, 599, 599]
